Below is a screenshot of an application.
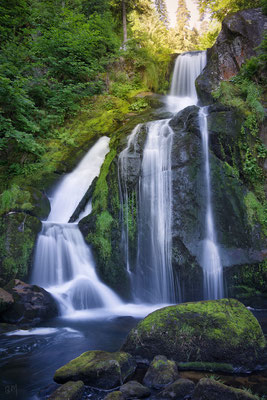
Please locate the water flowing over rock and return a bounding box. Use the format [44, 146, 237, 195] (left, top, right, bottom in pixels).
[32, 136, 123, 315]
[196, 8, 267, 103]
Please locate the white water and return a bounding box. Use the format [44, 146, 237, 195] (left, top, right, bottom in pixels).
[119, 51, 207, 304]
[199, 108, 224, 299]
[32, 137, 123, 314]
[167, 51, 207, 112]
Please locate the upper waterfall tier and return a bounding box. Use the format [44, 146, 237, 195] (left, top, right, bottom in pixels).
[48, 136, 110, 223]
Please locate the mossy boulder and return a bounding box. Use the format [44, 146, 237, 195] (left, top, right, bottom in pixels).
[48, 381, 84, 400]
[1, 279, 58, 325]
[157, 378, 195, 400]
[120, 380, 151, 398]
[143, 355, 179, 389]
[193, 378, 259, 400]
[121, 299, 266, 369]
[104, 392, 124, 400]
[0, 212, 41, 285]
[54, 350, 136, 389]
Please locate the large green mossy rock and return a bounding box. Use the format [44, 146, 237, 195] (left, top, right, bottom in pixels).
[121, 299, 266, 369]
[54, 350, 136, 389]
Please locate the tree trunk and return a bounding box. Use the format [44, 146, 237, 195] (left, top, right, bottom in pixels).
[122, 0, 127, 43]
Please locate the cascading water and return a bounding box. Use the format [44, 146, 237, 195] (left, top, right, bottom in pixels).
[199, 108, 224, 299]
[119, 51, 207, 304]
[32, 137, 122, 314]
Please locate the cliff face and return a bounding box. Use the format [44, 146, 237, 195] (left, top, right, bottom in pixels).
[196, 8, 267, 104]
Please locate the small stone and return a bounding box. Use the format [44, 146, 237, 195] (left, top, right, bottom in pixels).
[193, 378, 259, 400]
[120, 380, 151, 398]
[48, 381, 84, 400]
[157, 378, 195, 399]
[143, 355, 179, 389]
[104, 391, 124, 400]
[54, 350, 136, 389]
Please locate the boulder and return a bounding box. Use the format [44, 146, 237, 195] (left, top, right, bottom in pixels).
[156, 378, 195, 399]
[120, 381, 150, 399]
[104, 392, 124, 400]
[193, 378, 259, 400]
[196, 8, 267, 103]
[121, 299, 266, 369]
[48, 381, 84, 400]
[1, 279, 58, 325]
[143, 355, 179, 389]
[0, 288, 14, 313]
[54, 350, 136, 389]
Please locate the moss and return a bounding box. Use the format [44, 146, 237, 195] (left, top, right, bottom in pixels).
[0, 213, 41, 285]
[54, 350, 135, 389]
[104, 392, 124, 400]
[49, 381, 84, 400]
[122, 299, 266, 367]
[244, 191, 267, 236]
[177, 362, 234, 373]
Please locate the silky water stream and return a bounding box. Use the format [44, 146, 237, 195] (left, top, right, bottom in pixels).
[1, 51, 263, 399]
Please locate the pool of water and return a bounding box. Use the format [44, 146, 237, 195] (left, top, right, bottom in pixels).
[0, 308, 266, 399]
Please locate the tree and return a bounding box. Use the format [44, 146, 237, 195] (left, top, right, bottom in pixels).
[197, 0, 261, 21]
[154, 0, 169, 27]
[176, 0, 190, 33]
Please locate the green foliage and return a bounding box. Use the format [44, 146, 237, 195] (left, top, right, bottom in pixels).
[129, 98, 149, 111]
[244, 192, 267, 236]
[197, 0, 262, 21]
[0, 185, 33, 215]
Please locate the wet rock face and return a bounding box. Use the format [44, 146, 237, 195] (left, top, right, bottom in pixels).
[121, 299, 266, 369]
[1, 279, 58, 325]
[196, 8, 267, 103]
[54, 350, 136, 389]
[169, 105, 266, 300]
[120, 380, 151, 398]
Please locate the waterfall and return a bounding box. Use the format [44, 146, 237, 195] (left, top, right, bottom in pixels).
[167, 51, 207, 112]
[120, 51, 207, 304]
[32, 137, 122, 314]
[199, 108, 224, 299]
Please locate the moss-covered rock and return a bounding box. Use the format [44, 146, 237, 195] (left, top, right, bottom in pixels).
[193, 378, 259, 400]
[104, 392, 124, 400]
[48, 381, 84, 400]
[143, 355, 179, 389]
[120, 380, 151, 398]
[157, 378, 195, 400]
[121, 299, 266, 369]
[196, 8, 267, 104]
[0, 213, 41, 285]
[54, 350, 136, 389]
[1, 279, 58, 325]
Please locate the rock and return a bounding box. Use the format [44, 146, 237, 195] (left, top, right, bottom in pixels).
[157, 378, 195, 399]
[121, 299, 266, 369]
[54, 350, 136, 389]
[0, 288, 14, 313]
[104, 392, 124, 400]
[69, 177, 97, 223]
[196, 8, 267, 103]
[1, 279, 58, 325]
[143, 355, 179, 389]
[48, 381, 84, 400]
[0, 213, 42, 285]
[120, 380, 150, 399]
[193, 378, 259, 400]
[26, 186, 51, 219]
